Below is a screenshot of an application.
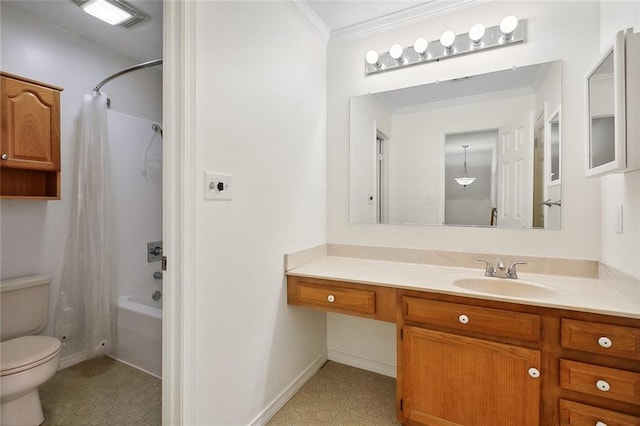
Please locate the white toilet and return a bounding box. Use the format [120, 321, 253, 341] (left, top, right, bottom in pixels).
[0, 274, 62, 426]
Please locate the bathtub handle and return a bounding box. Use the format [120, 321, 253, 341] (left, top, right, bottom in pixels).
[153, 271, 163, 280]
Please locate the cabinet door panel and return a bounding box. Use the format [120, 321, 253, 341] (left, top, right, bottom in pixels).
[1, 77, 60, 171]
[401, 326, 540, 426]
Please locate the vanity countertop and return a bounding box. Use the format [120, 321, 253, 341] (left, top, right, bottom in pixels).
[287, 256, 640, 319]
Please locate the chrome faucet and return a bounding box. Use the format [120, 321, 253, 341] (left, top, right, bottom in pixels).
[476, 258, 527, 279]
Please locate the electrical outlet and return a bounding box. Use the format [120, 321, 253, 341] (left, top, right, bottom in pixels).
[204, 172, 232, 201]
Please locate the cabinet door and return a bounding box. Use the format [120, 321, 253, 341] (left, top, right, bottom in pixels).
[1, 76, 60, 171]
[401, 326, 541, 426]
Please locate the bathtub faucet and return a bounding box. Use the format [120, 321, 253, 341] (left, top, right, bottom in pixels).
[153, 271, 163, 280]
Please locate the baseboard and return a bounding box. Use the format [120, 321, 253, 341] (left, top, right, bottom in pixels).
[328, 349, 396, 378]
[58, 351, 87, 370]
[250, 352, 328, 426]
[107, 354, 162, 379]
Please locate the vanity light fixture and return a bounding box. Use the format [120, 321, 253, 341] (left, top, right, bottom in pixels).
[389, 44, 404, 63]
[413, 37, 429, 57]
[454, 145, 476, 187]
[364, 16, 525, 75]
[469, 24, 486, 46]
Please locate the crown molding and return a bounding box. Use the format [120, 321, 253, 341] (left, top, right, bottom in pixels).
[284, 0, 330, 43]
[330, 0, 484, 44]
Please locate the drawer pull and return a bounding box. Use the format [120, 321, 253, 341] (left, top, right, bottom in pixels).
[1, 153, 7, 160]
[327, 294, 335, 303]
[597, 336, 612, 348]
[595, 422, 607, 426]
[595, 380, 610, 392]
[458, 314, 469, 324]
[528, 368, 540, 378]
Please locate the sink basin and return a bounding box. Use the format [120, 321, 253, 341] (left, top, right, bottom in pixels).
[452, 277, 558, 298]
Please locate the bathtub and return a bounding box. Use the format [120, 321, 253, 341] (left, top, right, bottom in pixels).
[110, 295, 162, 378]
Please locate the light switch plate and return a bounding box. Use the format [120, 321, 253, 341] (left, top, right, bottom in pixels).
[615, 204, 623, 233]
[204, 172, 232, 201]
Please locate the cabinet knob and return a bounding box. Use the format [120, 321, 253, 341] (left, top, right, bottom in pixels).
[327, 294, 335, 303]
[458, 314, 469, 324]
[596, 422, 608, 426]
[596, 380, 610, 392]
[1, 153, 7, 160]
[597, 336, 612, 348]
[528, 368, 540, 378]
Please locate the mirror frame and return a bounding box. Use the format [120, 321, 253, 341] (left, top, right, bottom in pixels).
[585, 30, 626, 177]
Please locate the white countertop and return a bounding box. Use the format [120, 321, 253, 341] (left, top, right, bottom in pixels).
[287, 256, 640, 320]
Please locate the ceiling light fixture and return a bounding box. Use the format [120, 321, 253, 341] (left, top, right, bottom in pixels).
[363, 16, 525, 75]
[454, 145, 476, 187]
[73, 0, 150, 28]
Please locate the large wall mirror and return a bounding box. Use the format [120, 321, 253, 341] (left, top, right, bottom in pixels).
[349, 60, 562, 229]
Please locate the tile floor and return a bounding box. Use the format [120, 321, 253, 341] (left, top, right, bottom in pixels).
[39, 358, 396, 426]
[40, 356, 161, 426]
[267, 361, 400, 426]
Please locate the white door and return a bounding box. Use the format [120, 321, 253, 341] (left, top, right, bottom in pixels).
[497, 112, 534, 228]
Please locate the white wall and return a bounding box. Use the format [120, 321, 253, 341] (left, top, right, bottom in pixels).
[599, 1, 640, 278]
[327, 1, 602, 370]
[192, 2, 327, 423]
[0, 5, 162, 336]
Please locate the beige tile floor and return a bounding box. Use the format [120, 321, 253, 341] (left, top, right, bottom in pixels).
[40, 356, 161, 426]
[39, 358, 395, 426]
[267, 361, 400, 426]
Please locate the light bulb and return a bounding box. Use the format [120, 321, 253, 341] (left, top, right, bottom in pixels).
[469, 24, 485, 43]
[389, 44, 404, 61]
[440, 30, 456, 48]
[413, 37, 429, 55]
[500, 15, 518, 35]
[365, 50, 379, 66]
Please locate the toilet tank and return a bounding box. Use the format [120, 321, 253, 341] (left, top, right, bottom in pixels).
[0, 274, 51, 341]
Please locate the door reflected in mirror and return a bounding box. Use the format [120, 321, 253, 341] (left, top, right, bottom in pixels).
[349, 61, 562, 229]
[588, 51, 615, 169]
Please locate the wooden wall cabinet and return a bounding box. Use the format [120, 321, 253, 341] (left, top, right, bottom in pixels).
[1, 72, 63, 199]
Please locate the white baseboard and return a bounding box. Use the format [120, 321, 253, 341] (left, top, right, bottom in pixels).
[107, 354, 162, 379]
[58, 351, 87, 370]
[328, 349, 396, 378]
[250, 352, 328, 426]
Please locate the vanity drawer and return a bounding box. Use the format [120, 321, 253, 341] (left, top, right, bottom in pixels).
[561, 319, 640, 361]
[295, 281, 375, 316]
[560, 360, 640, 405]
[402, 297, 540, 343]
[560, 399, 640, 425]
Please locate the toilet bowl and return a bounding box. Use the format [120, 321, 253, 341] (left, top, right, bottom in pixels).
[0, 335, 62, 426]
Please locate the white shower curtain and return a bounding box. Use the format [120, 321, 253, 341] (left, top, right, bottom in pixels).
[55, 92, 114, 360]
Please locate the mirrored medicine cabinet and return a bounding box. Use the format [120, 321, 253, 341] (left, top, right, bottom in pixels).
[349, 61, 562, 230]
[586, 28, 640, 177]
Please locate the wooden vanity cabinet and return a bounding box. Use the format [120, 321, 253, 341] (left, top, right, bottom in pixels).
[286, 274, 640, 425]
[399, 294, 542, 426]
[287, 276, 396, 322]
[1, 72, 63, 199]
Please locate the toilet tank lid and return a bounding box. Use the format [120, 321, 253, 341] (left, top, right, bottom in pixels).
[0, 274, 51, 293]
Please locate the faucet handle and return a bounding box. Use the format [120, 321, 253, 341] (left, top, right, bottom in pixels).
[507, 261, 527, 279]
[476, 258, 495, 277]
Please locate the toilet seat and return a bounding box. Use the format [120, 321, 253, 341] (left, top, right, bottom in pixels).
[0, 336, 62, 376]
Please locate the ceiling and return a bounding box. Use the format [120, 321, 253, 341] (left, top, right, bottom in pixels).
[3, 0, 440, 63]
[4, 0, 163, 62]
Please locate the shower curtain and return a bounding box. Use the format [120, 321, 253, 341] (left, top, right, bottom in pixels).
[54, 92, 114, 360]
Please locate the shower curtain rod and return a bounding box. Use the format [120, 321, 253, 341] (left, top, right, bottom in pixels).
[93, 59, 163, 93]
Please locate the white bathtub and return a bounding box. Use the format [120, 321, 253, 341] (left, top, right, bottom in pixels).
[110, 295, 162, 378]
